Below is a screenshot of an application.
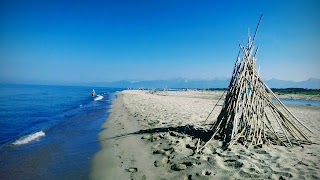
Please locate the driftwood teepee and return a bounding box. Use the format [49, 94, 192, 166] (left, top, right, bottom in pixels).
[197, 15, 312, 152]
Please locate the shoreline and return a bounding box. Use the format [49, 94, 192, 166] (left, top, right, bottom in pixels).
[276, 93, 320, 101]
[90, 92, 162, 180]
[91, 90, 320, 179]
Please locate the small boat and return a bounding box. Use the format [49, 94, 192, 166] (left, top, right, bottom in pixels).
[92, 89, 96, 97]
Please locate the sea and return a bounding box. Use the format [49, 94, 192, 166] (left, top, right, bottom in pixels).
[278, 98, 320, 107]
[0, 84, 123, 179]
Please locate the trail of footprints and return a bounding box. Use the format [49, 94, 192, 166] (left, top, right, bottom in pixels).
[122, 93, 320, 179]
[136, 130, 319, 180]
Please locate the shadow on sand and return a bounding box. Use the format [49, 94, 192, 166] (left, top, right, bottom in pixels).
[101, 124, 213, 142]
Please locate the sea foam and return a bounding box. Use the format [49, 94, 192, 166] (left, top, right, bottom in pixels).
[12, 131, 45, 145]
[94, 95, 103, 101]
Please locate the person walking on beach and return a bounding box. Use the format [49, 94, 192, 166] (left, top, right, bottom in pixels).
[92, 89, 95, 97]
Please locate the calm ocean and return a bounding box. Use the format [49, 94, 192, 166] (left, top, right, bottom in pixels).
[0, 84, 123, 179]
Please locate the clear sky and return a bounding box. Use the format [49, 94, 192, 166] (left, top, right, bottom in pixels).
[0, 0, 319, 84]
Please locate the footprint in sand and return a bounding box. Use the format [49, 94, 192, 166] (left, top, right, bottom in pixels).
[126, 167, 138, 173]
[162, 156, 169, 164]
[201, 170, 213, 176]
[224, 158, 243, 168]
[154, 160, 161, 167]
[171, 163, 187, 171]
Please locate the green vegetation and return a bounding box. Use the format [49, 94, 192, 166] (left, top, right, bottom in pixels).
[271, 88, 320, 95]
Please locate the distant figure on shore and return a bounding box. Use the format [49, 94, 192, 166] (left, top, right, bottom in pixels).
[92, 89, 96, 97]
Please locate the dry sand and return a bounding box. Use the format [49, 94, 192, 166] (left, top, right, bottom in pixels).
[91, 90, 320, 180]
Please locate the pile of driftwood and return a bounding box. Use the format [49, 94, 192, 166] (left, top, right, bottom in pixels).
[197, 15, 312, 152]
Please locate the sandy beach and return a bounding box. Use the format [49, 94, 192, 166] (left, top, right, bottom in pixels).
[91, 90, 320, 180]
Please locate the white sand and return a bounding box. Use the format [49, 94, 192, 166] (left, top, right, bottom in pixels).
[91, 90, 320, 179]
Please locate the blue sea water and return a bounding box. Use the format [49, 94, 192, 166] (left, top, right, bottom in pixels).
[0, 84, 123, 179]
[278, 98, 320, 107]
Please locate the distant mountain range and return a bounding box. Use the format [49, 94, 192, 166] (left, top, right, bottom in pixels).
[264, 78, 320, 89]
[86, 77, 320, 89]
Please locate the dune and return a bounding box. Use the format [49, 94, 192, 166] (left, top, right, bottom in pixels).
[91, 90, 320, 180]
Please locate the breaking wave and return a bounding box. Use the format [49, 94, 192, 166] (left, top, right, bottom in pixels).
[12, 131, 45, 145]
[94, 95, 103, 101]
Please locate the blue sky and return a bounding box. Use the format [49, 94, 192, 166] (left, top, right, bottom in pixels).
[0, 0, 319, 84]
